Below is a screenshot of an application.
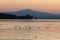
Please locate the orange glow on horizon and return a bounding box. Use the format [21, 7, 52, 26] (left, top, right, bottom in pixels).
[0, 0, 60, 14]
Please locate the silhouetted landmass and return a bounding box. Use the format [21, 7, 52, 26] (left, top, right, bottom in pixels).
[18, 14, 33, 19]
[1, 9, 60, 19]
[0, 13, 34, 19]
[0, 13, 18, 19]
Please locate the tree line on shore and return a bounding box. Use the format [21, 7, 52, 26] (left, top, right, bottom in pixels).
[0, 13, 37, 19]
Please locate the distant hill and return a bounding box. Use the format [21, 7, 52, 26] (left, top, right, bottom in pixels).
[0, 13, 33, 19]
[1, 9, 60, 19]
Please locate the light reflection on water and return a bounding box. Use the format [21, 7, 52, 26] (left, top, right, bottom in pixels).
[0, 19, 60, 40]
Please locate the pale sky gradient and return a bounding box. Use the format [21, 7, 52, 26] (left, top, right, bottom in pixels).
[0, 0, 60, 14]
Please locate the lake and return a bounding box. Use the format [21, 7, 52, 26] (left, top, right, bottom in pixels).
[0, 19, 60, 40]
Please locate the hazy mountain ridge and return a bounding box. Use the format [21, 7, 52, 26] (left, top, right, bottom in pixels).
[1, 9, 60, 19]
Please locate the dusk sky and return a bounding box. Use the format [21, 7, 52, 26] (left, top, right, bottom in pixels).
[0, 0, 60, 14]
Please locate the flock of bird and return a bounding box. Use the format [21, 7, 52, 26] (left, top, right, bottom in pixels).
[14, 24, 51, 29]
[0, 24, 54, 30]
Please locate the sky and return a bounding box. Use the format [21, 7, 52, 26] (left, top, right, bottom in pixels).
[0, 0, 60, 14]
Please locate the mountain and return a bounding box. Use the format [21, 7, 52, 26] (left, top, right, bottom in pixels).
[2, 9, 60, 19]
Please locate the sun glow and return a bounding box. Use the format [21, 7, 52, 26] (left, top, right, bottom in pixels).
[0, 0, 60, 14]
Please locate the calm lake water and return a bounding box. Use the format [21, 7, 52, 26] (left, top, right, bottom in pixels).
[0, 19, 60, 40]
